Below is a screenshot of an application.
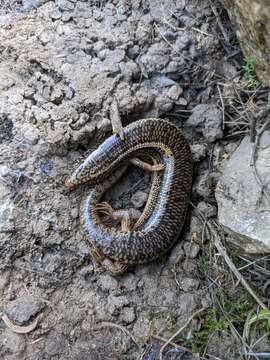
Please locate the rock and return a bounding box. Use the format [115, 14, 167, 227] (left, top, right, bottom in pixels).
[20, 124, 40, 145]
[119, 61, 140, 81]
[57, 0, 75, 11]
[186, 104, 223, 142]
[216, 132, 270, 253]
[5, 295, 41, 324]
[0, 329, 25, 358]
[215, 61, 238, 80]
[167, 84, 183, 100]
[182, 258, 198, 273]
[197, 201, 217, 218]
[127, 45, 139, 59]
[155, 95, 174, 112]
[119, 273, 138, 291]
[130, 190, 148, 209]
[0, 198, 16, 233]
[194, 172, 217, 199]
[190, 143, 207, 162]
[173, 33, 191, 51]
[50, 9, 62, 20]
[183, 241, 201, 259]
[177, 293, 199, 316]
[98, 274, 119, 291]
[38, 31, 51, 45]
[133, 313, 151, 340]
[120, 307, 136, 324]
[187, 216, 203, 243]
[140, 43, 170, 72]
[180, 277, 200, 292]
[135, 89, 153, 112]
[62, 12, 73, 22]
[168, 241, 185, 265]
[44, 331, 67, 356]
[106, 295, 129, 315]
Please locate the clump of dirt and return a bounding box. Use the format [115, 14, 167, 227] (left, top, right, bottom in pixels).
[0, 1, 269, 359]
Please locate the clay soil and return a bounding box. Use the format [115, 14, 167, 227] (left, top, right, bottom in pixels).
[0, 1, 266, 359]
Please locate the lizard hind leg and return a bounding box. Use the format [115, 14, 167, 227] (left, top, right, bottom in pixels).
[130, 156, 164, 172]
[102, 258, 128, 276]
[95, 202, 135, 231]
[90, 244, 128, 276]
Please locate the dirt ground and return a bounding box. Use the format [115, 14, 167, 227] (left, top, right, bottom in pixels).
[0, 1, 269, 359]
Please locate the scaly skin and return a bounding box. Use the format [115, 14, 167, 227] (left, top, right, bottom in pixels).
[65, 118, 193, 275]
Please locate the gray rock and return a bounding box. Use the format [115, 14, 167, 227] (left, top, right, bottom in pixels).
[130, 190, 148, 209]
[0, 329, 25, 357]
[173, 33, 191, 51]
[50, 9, 62, 20]
[133, 313, 151, 340]
[190, 143, 207, 162]
[120, 307, 136, 324]
[168, 241, 185, 265]
[194, 171, 216, 199]
[175, 97, 188, 106]
[197, 201, 217, 218]
[183, 241, 201, 259]
[140, 43, 170, 72]
[216, 132, 270, 253]
[44, 331, 67, 356]
[106, 295, 129, 315]
[5, 295, 41, 324]
[119, 61, 140, 81]
[182, 258, 198, 273]
[186, 216, 203, 243]
[155, 95, 173, 112]
[119, 273, 138, 291]
[165, 60, 184, 74]
[180, 277, 200, 292]
[38, 31, 51, 45]
[186, 104, 223, 142]
[167, 84, 183, 100]
[0, 198, 15, 233]
[20, 124, 40, 145]
[99, 274, 119, 291]
[57, 0, 75, 11]
[62, 12, 73, 22]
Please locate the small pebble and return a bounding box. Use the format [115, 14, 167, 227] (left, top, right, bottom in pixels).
[130, 190, 148, 209]
[197, 201, 217, 218]
[180, 277, 200, 292]
[167, 84, 183, 100]
[120, 307, 136, 324]
[5, 295, 41, 325]
[190, 144, 207, 162]
[183, 241, 201, 259]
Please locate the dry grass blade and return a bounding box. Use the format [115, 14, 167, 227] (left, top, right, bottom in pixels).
[153, 334, 191, 354]
[217, 85, 225, 130]
[93, 321, 139, 347]
[208, 221, 267, 310]
[250, 114, 270, 203]
[159, 307, 206, 360]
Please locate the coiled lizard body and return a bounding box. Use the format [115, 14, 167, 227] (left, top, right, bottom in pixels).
[65, 118, 193, 275]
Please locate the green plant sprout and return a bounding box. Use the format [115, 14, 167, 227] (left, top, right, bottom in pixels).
[242, 57, 259, 89]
